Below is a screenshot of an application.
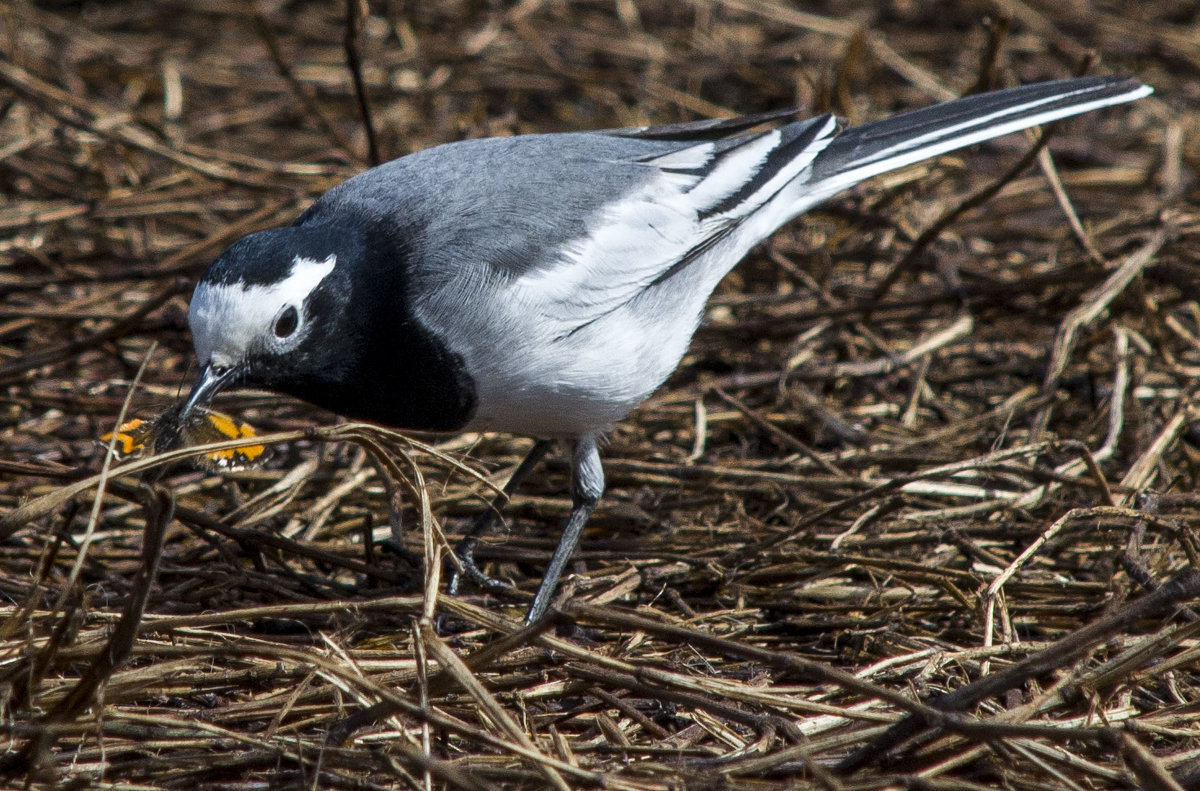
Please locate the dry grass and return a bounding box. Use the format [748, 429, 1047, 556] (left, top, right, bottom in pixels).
[2, 0, 1199, 788]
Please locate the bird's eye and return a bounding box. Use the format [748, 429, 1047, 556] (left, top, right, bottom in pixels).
[274, 306, 299, 338]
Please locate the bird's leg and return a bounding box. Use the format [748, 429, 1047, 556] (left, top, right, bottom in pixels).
[448, 439, 553, 595]
[525, 434, 603, 623]
[364, 452, 422, 569]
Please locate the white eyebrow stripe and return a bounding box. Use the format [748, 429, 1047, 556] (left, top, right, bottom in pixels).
[279, 254, 338, 300]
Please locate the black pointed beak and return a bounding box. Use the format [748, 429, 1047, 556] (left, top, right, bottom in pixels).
[151, 363, 241, 456]
[181, 363, 240, 418]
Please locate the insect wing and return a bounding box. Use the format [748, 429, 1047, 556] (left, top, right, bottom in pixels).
[100, 417, 156, 460]
[184, 409, 268, 472]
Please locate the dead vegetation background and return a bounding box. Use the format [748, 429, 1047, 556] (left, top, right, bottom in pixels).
[1, 0, 1198, 788]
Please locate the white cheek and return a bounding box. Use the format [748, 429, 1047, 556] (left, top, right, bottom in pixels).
[189, 254, 337, 363]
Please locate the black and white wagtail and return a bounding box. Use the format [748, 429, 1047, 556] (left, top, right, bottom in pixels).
[180, 75, 1151, 621]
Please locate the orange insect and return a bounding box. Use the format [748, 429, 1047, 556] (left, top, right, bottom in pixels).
[101, 406, 267, 471]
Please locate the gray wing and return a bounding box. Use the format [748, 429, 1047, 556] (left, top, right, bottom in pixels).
[304, 75, 1149, 320]
[302, 113, 836, 287]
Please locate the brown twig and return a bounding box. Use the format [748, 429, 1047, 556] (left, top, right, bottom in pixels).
[838, 568, 1200, 773]
[344, 0, 380, 166]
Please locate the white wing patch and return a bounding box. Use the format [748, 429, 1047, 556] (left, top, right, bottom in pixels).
[682, 130, 779, 210]
[514, 118, 838, 329]
[514, 177, 702, 319]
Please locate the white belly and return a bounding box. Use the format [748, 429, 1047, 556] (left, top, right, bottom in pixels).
[466, 297, 701, 437]
[420, 278, 704, 438]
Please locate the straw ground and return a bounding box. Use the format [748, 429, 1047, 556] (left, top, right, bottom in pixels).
[1, 1, 1198, 787]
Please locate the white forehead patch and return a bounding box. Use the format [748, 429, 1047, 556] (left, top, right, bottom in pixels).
[189, 254, 337, 367]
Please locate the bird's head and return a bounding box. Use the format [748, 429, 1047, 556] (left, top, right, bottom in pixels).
[182, 225, 356, 420]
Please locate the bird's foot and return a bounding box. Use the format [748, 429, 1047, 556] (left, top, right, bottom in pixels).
[446, 540, 514, 596]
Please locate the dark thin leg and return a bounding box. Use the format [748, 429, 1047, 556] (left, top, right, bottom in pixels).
[364, 453, 422, 568]
[526, 435, 604, 623]
[447, 440, 553, 596]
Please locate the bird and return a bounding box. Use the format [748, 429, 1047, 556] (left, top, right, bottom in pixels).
[179, 75, 1151, 623]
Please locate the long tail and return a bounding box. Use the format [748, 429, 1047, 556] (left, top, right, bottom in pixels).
[803, 75, 1152, 201]
[602, 75, 1150, 313]
[670, 74, 1149, 306]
